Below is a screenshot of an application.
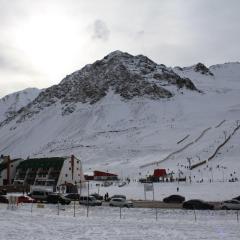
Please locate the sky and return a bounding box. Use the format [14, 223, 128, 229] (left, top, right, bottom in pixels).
[0, 0, 240, 97]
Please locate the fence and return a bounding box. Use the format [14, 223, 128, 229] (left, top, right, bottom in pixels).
[3, 202, 239, 223]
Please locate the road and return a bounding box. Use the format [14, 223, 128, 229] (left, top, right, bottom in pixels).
[103, 200, 221, 209]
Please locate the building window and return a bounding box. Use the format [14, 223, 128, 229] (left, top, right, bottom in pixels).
[65, 174, 68, 177]
[69, 167, 71, 170]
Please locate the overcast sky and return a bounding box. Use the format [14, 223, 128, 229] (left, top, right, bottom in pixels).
[0, 0, 240, 97]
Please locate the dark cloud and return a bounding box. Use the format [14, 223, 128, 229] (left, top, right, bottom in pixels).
[92, 19, 110, 41]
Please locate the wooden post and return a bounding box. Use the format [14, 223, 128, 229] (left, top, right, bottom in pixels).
[57, 200, 60, 215]
[194, 209, 197, 222]
[120, 207, 122, 219]
[152, 183, 155, 201]
[31, 199, 33, 213]
[73, 199, 76, 217]
[87, 181, 89, 217]
[155, 208, 158, 221]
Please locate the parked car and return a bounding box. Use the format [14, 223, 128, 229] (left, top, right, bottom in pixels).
[0, 189, 7, 195]
[110, 195, 126, 200]
[30, 190, 52, 202]
[118, 182, 127, 187]
[163, 195, 185, 203]
[220, 199, 240, 210]
[0, 195, 8, 203]
[103, 182, 113, 187]
[64, 193, 80, 201]
[109, 198, 133, 208]
[17, 195, 36, 203]
[233, 196, 240, 201]
[182, 199, 214, 210]
[90, 193, 103, 201]
[46, 193, 71, 205]
[79, 196, 102, 206]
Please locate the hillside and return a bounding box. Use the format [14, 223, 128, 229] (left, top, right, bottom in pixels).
[0, 88, 41, 123]
[0, 52, 239, 183]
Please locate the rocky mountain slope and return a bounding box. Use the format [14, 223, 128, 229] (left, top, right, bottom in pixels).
[0, 51, 197, 126]
[0, 88, 41, 123]
[0, 52, 239, 181]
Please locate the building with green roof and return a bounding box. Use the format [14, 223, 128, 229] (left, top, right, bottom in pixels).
[0, 155, 85, 191]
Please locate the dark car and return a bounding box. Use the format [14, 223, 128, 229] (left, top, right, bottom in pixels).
[64, 193, 80, 201]
[46, 193, 71, 205]
[0, 189, 7, 195]
[163, 195, 185, 203]
[233, 195, 240, 201]
[183, 199, 214, 210]
[90, 193, 103, 201]
[0, 195, 9, 203]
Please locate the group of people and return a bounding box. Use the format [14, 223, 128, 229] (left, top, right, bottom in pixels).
[104, 192, 109, 201]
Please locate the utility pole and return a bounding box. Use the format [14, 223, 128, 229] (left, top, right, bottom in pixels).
[187, 158, 192, 183]
[87, 180, 89, 217]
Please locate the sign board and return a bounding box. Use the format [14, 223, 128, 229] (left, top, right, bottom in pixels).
[144, 183, 153, 192]
[143, 183, 154, 200]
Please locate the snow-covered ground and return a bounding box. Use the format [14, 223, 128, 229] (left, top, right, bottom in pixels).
[0, 204, 239, 240]
[0, 54, 240, 203]
[0, 61, 239, 185]
[82, 180, 240, 202]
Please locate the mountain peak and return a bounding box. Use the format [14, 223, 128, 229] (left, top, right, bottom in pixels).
[194, 63, 214, 76]
[103, 50, 130, 59]
[0, 51, 198, 126]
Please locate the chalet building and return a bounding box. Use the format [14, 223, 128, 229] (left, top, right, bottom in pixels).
[0, 156, 24, 185]
[0, 155, 85, 192]
[153, 168, 167, 181]
[93, 170, 118, 181]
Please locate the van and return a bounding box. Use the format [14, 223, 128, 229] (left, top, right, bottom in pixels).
[79, 196, 102, 206]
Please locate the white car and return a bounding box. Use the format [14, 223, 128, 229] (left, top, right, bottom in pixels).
[109, 198, 133, 208]
[220, 199, 240, 210]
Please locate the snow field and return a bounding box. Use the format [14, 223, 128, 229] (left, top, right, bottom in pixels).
[0, 204, 239, 240]
[83, 181, 240, 202]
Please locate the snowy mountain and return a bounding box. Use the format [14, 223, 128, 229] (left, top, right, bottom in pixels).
[0, 51, 239, 183]
[0, 88, 41, 123]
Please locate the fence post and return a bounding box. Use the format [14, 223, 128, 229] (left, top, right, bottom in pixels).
[73, 199, 76, 217]
[120, 207, 122, 219]
[155, 208, 158, 221]
[57, 200, 60, 216]
[237, 211, 239, 223]
[87, 181, 89, 218]
[194, 209, 197, 222]
[31, 200, 33, 213]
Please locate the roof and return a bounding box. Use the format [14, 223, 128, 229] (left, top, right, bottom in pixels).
[94, 170, 118, 177]
[153, 169, 167, 177]
[0, 158, 23, 173]
[17, 157, 65, 170]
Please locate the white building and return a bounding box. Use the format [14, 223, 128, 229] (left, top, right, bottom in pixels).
[13, 155, 85, 192]
[0, 156, 24, 185]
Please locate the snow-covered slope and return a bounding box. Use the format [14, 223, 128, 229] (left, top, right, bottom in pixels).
[0, 52, 239, 183]
[0, 88, 41, 123]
